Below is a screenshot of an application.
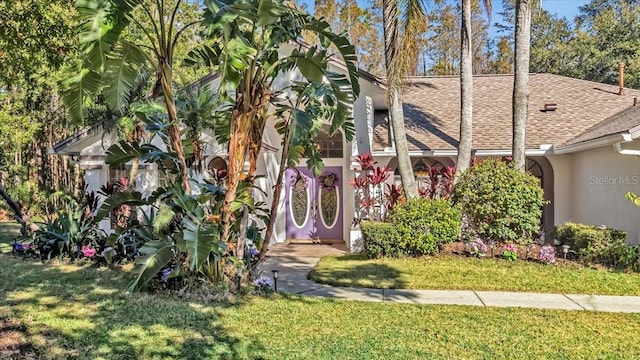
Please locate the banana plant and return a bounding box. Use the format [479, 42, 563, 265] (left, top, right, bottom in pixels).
[185, 0, 360, 254]
[61, 0, 202, 193]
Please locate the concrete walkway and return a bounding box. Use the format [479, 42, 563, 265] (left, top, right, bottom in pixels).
[260, 244, 640, 313]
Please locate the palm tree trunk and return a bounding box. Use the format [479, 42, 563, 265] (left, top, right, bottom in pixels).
[160, 64, 192, 193]
[221, 112, 252, 250]
[512, 0, 532, 172]
[455, 0, 474, 184]
[383, 0, 418, 199]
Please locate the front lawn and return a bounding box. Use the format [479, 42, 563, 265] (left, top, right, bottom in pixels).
[3, 256, 640, 358]
[309, 254, 640, 295]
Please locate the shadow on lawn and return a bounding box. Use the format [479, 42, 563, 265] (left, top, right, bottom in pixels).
[0, 255, 266, 359]
[309, 262, 406, 289]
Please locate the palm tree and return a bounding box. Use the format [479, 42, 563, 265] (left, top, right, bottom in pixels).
[455, 0, 491, 183]
[512, 0, 533, 172]
[62, 0, 201, 192]
[186, 0, 360, 256]
[382, 0, 427, 199]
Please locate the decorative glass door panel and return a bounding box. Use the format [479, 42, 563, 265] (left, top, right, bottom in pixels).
[285, 166, 343, 240]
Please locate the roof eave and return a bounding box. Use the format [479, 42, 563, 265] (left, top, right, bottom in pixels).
[554, 133, 628, 154]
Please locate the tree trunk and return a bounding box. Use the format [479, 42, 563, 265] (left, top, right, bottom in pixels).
[0, 184, 38, 236]
[160, 63, 192, 193]
[129, 157, 140, 190]
[512, 0, 532, 172]
[259, 126, 291, 260]
[383, 0, 418, 199]
[455, 0, 474, 184]
[221, 112, 252, 250]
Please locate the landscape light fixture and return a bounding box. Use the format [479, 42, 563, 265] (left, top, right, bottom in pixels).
[526, 243, 533, 259]
[463, 239, 470, 252]
[271, 269, 279, 293]
[561, 245, 570, 260]
[489, 240, 495, 258]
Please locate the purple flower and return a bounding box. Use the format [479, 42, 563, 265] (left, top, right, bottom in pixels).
[539, 245, 556, 264]
[14, 242, 24, 252]
[253, 276, 273, 289]
[471, 238, 487, 254]
[249, 246, 259, 257]
[160, 268, 172, 282]
[101, 247, 116, 257]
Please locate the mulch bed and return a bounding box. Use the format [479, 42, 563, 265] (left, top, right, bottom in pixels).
[0, 318, 42, 360]
[440, 241, 580, 265]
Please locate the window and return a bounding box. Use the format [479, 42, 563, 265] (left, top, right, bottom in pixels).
[394, 158, 445, 188]
[109, 164, 128, 186]
[207, 157, 228, 182]
[315, 127, 343, 158]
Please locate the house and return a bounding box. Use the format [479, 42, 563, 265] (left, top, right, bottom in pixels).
[51, 67, 640, 251]
[372, 73, 640, 244]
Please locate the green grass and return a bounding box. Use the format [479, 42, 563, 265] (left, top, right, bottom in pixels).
[2, 256, 640, 359]
[309, 254, 640, 295]
[0, 221, 20, 253]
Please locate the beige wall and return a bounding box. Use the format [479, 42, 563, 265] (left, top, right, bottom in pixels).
[569, 144, 640, 243]
[546, 154, 573, 227]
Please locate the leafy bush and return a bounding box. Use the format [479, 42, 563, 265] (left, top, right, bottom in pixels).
[552, 222, 626, 250]
[452, 158, 544, 244]
[387, 198, 461, 256]
[552, 222, 640, 271]
[361, 221, 404, 258]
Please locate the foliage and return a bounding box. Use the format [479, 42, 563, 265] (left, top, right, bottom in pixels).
[361, 221, 404, 258]
[552, 222, 626, 251]
[539, 244, 556, 264]
[452, 158, 544, 243]
[98, 101, 269, 290]
[389, 198, 461, 256]
[34, 201, 105, 261]
[503, 243, 518, 261]
[351, 151, 392, 223]
[551, 222, 640, 271]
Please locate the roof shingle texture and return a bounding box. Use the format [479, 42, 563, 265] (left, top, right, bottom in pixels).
[373, 74, 640, 151]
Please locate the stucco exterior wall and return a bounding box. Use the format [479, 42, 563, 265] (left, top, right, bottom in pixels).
[546, 154, 573, 227]
[570, 144, 640, 243]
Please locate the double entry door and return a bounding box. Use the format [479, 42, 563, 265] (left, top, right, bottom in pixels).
[285, 166, 342, 241]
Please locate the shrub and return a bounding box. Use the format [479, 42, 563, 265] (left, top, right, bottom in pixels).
[503, 243, 518, 261]
[387, 198, 461, 256]
[452, 158, 544, 244]
[552, 222, 626, 251]
[361, 221, 404, 258]
[552, 222, 640, 271]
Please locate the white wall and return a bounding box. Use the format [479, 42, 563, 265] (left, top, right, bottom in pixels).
[570, 144, 640, 243]
[547, 154, 573, 226]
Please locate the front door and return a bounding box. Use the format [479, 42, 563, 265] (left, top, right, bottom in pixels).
[285, 166, 343, 241]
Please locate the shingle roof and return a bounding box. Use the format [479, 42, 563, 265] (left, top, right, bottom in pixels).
[372, 73, 640, 151]
[567, 103, 640, 145]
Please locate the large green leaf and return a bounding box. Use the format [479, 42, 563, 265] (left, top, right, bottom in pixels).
[103, 41, 149, 113]
[61, 66, 102, 123]
[128, 240, 175, 291]
[183, 218, 220, 271]
[96, 191, 147, 221]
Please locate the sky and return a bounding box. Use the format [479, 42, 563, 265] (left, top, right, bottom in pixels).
[488, 0, 591, 38]
[301, 0, 592, 37]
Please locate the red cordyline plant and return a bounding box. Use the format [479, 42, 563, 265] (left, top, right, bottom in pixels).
[420, 165, 456, 200]
[350, 151, 393, 223]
